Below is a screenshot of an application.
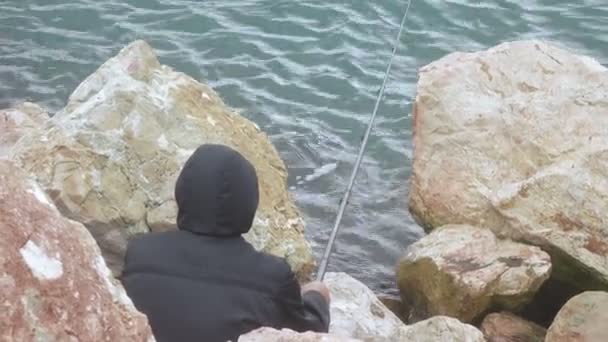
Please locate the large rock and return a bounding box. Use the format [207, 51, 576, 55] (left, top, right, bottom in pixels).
[324, 272, 483, 341]
[409, 40, 608, 290]
[480, 312, 546, 342]
[237, 328, 362, 342]
[397, 224, 551, 323]
[0, 102, 47, 157]
[325, 272, 408, 341]
[545, 291, 608, 342]
[0, 160, 154, 341]
[9, 40, 314, 280]
[402, 316, 485, 342]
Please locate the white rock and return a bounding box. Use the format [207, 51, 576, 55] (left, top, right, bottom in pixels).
[409, 40, 608, 289]
[239, 273, 483, 342]
[19, 240, 64, 281]
[402, 316, 485, 342]
[0, 102, 48, 157]
[10, 40, 314, 279]
[325, 272, 408, 341]
[237, 327, 362, 342]
[397, 224, 551, 322]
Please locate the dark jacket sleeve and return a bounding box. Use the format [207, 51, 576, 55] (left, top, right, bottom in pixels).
[277, 271, 330, 333]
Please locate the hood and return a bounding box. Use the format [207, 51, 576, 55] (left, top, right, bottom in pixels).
[175, 144, 259, 236]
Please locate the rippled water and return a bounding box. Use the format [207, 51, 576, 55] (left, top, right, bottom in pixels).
[2, 0, 608, 294]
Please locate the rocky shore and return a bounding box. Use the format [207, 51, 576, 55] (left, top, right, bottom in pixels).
[2, 39, 608, 341]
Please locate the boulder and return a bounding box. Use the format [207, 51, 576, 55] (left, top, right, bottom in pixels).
[402, 316, 485, 342]
[9, 40, 314, 280]
[545, 291, 608, 342]
[0, 102, 48, 157]
[480, 312, 546, 342]
[237, 328, 362, 342]
[397, 224, 551, 322]
[296, 272, 483, 342]
[237, 318, 485, 342]
[409, 39, 608, 290]
[324, 272, 408, 341]
[0, 160, 154, 341]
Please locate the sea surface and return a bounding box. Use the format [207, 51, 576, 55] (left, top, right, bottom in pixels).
[2, 0, 607, 295]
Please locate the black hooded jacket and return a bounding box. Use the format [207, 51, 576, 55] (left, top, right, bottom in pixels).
[121, 144, 330, 342]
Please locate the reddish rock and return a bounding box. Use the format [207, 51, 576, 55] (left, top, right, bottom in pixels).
[0, 160, 154, 341]
[481, 312, 545, 342]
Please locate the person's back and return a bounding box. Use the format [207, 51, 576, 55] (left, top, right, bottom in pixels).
[121, 144, 330, 342]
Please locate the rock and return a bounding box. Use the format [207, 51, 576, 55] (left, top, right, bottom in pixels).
[146, 200, 178, 233]
[0, 160, 154, 341]
[324, 272, 408, 341]
[397, 224, 551, 323]
[240, 320, 485, 342]
[518, 277, 581, 328]
[237, 327, 362, 342]
[315, 273, 483, 342]
[10, 40, 314, 280]
[480, 312, 546, 342]
[378, 294, 410, 323]
[402, 316, 485, 342]
[0, 102, 48, 157]
[409, 39, 608, 290]
[545, 291, 608, 342]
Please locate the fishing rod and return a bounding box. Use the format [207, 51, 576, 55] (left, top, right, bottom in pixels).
[316, 0, 414, 282]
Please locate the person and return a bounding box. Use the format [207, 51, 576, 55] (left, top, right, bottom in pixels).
[121, 143, 330, 342]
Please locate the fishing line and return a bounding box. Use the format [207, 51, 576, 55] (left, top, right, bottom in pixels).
[316, 0, 415, 281]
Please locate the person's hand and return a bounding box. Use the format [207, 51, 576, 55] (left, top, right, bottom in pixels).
[301, 281, 331, 304]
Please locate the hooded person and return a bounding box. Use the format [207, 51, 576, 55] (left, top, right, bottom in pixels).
[121, 144, 330, 342]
